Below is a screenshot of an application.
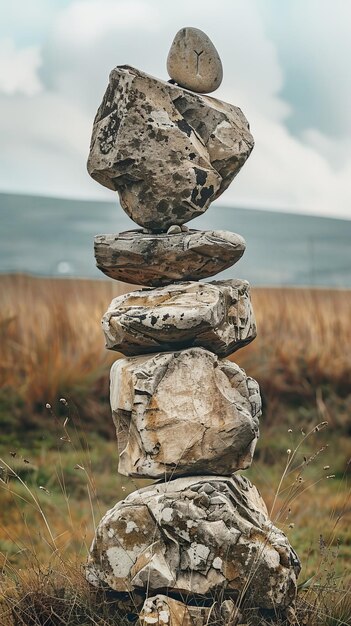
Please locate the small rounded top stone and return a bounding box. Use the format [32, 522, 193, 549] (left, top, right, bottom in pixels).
[167, 27, 223, 94]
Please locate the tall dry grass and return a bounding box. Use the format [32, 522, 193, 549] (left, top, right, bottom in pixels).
[0, 275, 129, 408]
[1, 274, 350, 425]
[245, 287, 351, 405]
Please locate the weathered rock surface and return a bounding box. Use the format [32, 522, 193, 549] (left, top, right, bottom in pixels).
[94, 229, 246, 286]
[103, 280, 256, 357]
[139, 596, 242, 626]
[88, 65, 254, 231]
[167, 27, 223, 94]
[86, 474, 300, 609]
[110, 347, 261, 478]
[139, 594, 211, 626]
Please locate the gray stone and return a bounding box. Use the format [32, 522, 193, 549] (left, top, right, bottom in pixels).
[87, 66, 254, 231]
[102, 279, 256, 357]
[86, 474, 300, 609]
[167, 27, 223, 94]
[167, 224, 182, 234]
[110, 347, 261, 478]
[94, 229, 246, 286]
[220, 599, 242, 626]
[139, 594, 211, 626]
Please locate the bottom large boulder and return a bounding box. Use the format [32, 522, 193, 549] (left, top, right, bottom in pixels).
[86, 474, 300, 610]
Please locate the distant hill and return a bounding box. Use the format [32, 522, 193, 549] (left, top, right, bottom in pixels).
[1, 192, 350, 287]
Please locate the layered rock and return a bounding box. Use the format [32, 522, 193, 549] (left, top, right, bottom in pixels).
[87, 65, 254, 230]
[86, 474, 300, 609]
[102, 279, 256, 357]
[110, 347, 261, 478]
[94, 229, 246, 286]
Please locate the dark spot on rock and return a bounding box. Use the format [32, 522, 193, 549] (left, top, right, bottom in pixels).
[96, 91, 117, 122]
[169, 151, 181, 166]
[176, 119, 193, 137]
[133, 89, 146, 101]
[194, 168, 207, 186]
[157, 200, 169, 213]
[172, 205, 188, 218]
[191, 188, 199, 205]
[98, 114, 121, 155]
[199, 185, 214, 207]
[118, 158, 135, 169]
[155, 129, 168, 143]
[191, 184, 214, 208]
[189, 153, 196, 160]
[162, 314, 170, 321]
[130, 137, 140, 150]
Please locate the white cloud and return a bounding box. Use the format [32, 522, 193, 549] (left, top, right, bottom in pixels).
[0, 91, 110, 199]
[0, 38, 43, 95]
[55, 0, 159, 46]
[221, 113, 351, 218]
[301, 129, 351, 171]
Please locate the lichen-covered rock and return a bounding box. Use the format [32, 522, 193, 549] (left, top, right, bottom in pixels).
[103, 279, 256, 357]
[167, 27, 223, 94]
[94, 229, 246, 286]
[87, 65, 254, 231]
[86, 474, 300, 610]
[110, 347, 261, 478]
[139, 594, 211, 626]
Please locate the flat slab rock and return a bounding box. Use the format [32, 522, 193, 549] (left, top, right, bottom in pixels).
[110, 347, 261, 478]
[103, 279, 256, 357]
[94, 229, 246, 286]
[86, 474, 300, 610]
[87, 65, 254, 231]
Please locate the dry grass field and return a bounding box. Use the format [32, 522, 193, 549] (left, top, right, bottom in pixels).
[1, 274, 350, 419]
[0, 274, 350, 625]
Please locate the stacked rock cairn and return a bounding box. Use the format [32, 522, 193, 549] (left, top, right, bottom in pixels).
[86, 28, 301, 625]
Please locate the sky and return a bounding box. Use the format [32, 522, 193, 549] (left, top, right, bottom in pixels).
[0, 0, 350, 219]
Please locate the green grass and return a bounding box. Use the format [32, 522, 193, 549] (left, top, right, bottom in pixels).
[0, 413, 350, 625]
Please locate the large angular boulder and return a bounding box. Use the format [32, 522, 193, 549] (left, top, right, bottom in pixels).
[87, 65, 254, 231]
[110, 347, 261, 478]
[86, 474, 300, 610]
[102, 279, 256, 357]
[94, 229, 246, 286]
